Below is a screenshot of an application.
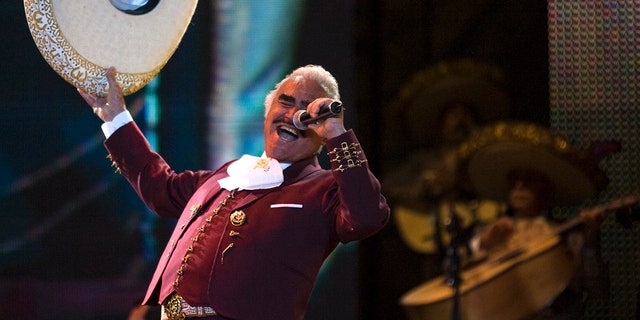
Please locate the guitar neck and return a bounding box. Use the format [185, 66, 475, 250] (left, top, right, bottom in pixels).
[553, 193, 640, 235]
[553, 216, 584, 235]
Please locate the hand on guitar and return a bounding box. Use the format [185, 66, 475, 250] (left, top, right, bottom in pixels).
[579, 193, 640, 246]
[578, 206, 607, 247]
[478, 216, 515, 251]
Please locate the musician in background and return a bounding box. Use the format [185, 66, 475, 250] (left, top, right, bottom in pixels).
[471, 168, 609, 318]
[384, 101, 506, 276]
[462, 122, 614, 319]
[378, 59, 511, 319]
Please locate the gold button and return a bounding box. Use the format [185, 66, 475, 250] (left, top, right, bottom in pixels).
[230, 210, 246, 226]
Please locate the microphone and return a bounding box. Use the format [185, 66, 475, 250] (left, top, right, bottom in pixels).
[293, 101, 343, 130]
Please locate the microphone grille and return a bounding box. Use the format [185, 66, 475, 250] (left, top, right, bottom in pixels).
[293, 109, 307, 130]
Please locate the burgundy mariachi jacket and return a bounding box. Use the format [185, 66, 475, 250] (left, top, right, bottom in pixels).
[104, 122, 390, 320]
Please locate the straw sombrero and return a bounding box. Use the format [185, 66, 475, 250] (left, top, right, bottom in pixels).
[24, 0, 198, 97]
[458, 121, 610, 207]
[387, 59, 511, 149]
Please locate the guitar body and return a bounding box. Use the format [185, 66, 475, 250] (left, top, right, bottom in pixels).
[394, 200, 505, 254]
[401, 193, 639, 320]
[400, 235, 577, 320]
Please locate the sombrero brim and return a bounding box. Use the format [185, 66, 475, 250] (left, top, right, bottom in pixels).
[467, 141, 597, 207]
[407, 76, 510, 142]
[389, 59, 511, 148]
[459, 121, 608, 206]
[24, 0, 198, 96]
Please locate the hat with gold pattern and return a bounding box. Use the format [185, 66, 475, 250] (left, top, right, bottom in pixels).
[24, 0, 198, 97]
[458, 121, 613, 207]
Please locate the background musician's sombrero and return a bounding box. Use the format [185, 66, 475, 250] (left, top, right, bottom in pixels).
[24, 0, 198, 97]
[458, 121, 612, 207]
[386, 59, 512, 151]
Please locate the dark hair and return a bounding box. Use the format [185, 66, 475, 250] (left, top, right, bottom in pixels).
[507, 168, 555, 210]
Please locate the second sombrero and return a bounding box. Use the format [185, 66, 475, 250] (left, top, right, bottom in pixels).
[458, 121, 610, 207]
[24, 0, 198, 96]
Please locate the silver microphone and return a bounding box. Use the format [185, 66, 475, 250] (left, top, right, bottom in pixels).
[293, 101, 343, 130]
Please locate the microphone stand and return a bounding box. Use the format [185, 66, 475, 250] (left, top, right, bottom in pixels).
[445, 199, 463, 320]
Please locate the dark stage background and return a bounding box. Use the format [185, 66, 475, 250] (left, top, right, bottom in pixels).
[1, 1, 637, 319]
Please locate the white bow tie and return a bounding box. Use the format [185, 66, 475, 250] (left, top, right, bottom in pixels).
[218, 155, 284, 191]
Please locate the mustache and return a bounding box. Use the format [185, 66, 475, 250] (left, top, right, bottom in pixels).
[274, 115, 295, 127]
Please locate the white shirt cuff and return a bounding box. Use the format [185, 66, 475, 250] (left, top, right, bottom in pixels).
[100, 110, 134, 139]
